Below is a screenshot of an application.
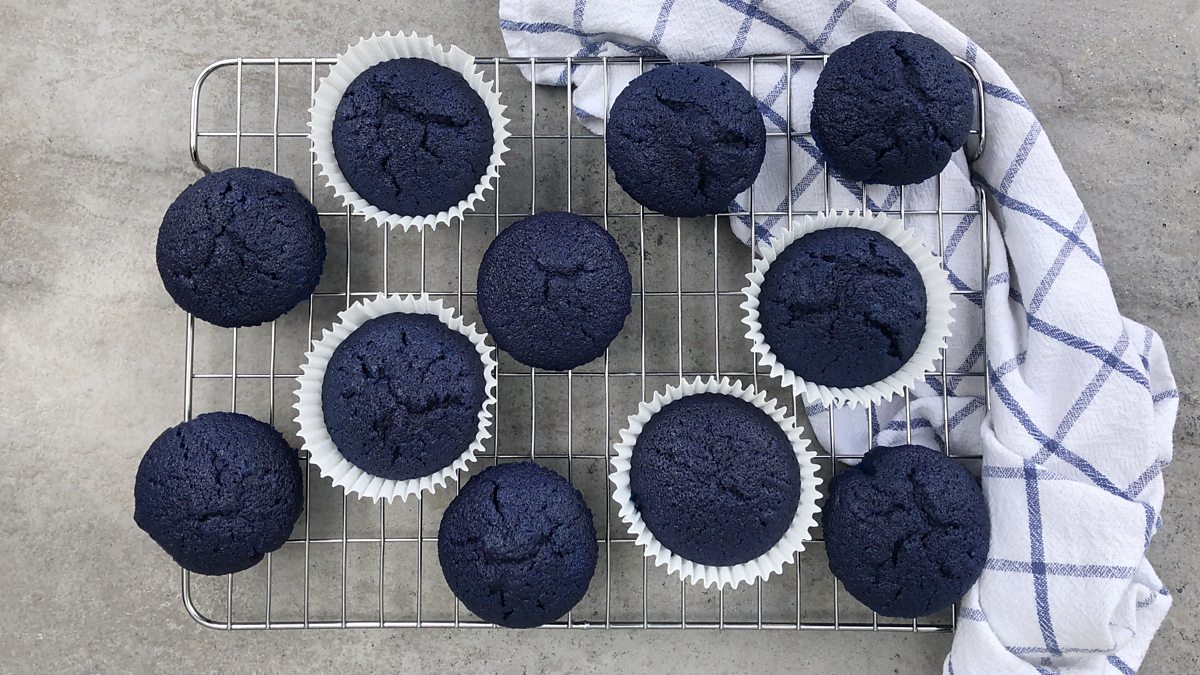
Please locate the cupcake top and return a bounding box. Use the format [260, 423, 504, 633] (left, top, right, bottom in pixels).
[607, 63, 767, 217]
[759, 227, 927, 388]
[438, 462, 598, 628]
[811, 31, 973, 185]
[332, 58, 493, 216]
[156, 167, 326, 328]
[822, 444, 989, 618]
[134, 412, 304, 576]
[476, 211, 632, 371]
[628, 393, 802, 567]
[320, 312, 486, 480]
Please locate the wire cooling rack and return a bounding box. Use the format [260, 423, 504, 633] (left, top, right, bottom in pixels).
[179, 54, 988, 631]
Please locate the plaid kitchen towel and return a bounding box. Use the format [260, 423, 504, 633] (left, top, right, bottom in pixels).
[499, 1, 1180, 673]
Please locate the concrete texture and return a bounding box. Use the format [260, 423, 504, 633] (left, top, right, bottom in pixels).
[0, 0, 1197, 672]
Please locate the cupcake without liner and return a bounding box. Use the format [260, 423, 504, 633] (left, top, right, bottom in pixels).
[309, 32, 511, 231]
[740, 211, 954, 409]
[294, 294, 497, 502]
[610, 377, 822, 590]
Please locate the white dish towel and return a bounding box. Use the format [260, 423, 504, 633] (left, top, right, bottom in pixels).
[499, 0, 1180, 672]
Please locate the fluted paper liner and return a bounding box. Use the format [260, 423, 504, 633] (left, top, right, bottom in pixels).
[610, 377, 821, 590]
[310, 32, 511, 231]
[740, 211, 955, 409]
[294, 294, 497, 502]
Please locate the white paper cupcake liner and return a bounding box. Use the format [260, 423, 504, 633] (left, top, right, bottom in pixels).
[309, 32, 511, 231]
[293, 294, 497, 502]
[610, 377, 822, 590]
[740, 211, 955, 409]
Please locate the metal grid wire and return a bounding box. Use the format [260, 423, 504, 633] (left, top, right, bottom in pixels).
[180, 54, 988, 631]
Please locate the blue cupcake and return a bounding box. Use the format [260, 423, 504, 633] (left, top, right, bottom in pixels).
[812, 31, 974, 185]
[156, 167, 325, 328]
[321, 312, 486, 481]
[312, 34, 509, 231]
[822, 444, 990, 618]
[759, 226, 926, 388]
[297, 295, 497, 502]
[612, 379, 820, 588]
[630, 393, 802, 566]
[476, 212, 632, 371]
[607, 63, 766, 217]
[331, 58, 493, 218]
[438, 462, 598, 628]
[134, 412, 303, 576]
[742, 212, 954, 407]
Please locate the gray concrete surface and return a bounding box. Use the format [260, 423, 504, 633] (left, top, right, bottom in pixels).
[1, 0, 1197, 672]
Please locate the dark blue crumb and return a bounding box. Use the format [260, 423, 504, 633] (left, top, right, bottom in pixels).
[759, 227, 926, 388]
[823, 444, 990, 618]
[607, 63, 767, 217]
[133, 412, 304, 576]
[629, 393, 802, 566]
[438, 462, 598, 628]
[321, 312, 486, 481]
[476, 212, 632, 371]
[156, 167, 325, 328]
[332, 58, 493, 216]
[812, 31, 973, 185]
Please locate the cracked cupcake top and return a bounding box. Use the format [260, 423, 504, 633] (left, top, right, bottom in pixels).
[331, 58, 493, 216]
[134, 412, 304, 576]
[320, 312, 486, 480]
[822, 444, 990, 618]
[811, 31, 974, 186]
[476, 211, 632, 371]
[156, 167, 325, 328]
[759, 227, 927, 388]
[629, 393, 802, 567]
[606, 63, 767, 218]
[438, 462, 598, 628]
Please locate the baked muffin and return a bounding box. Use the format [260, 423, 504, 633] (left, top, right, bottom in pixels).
[438, 462, 598, 628]
[134, 412, 304, 576]
[476, 212, 631, 371]
[321, 312, 486, 481]
[812, 31, 973, 185]
[607, 63, 766, 217]
[156, 167, 325, 328]
[332, 58, 493, 216]
[758, 227, 926, 388]
[823, 444, 990, 618]
[629, 393, 802, 566]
